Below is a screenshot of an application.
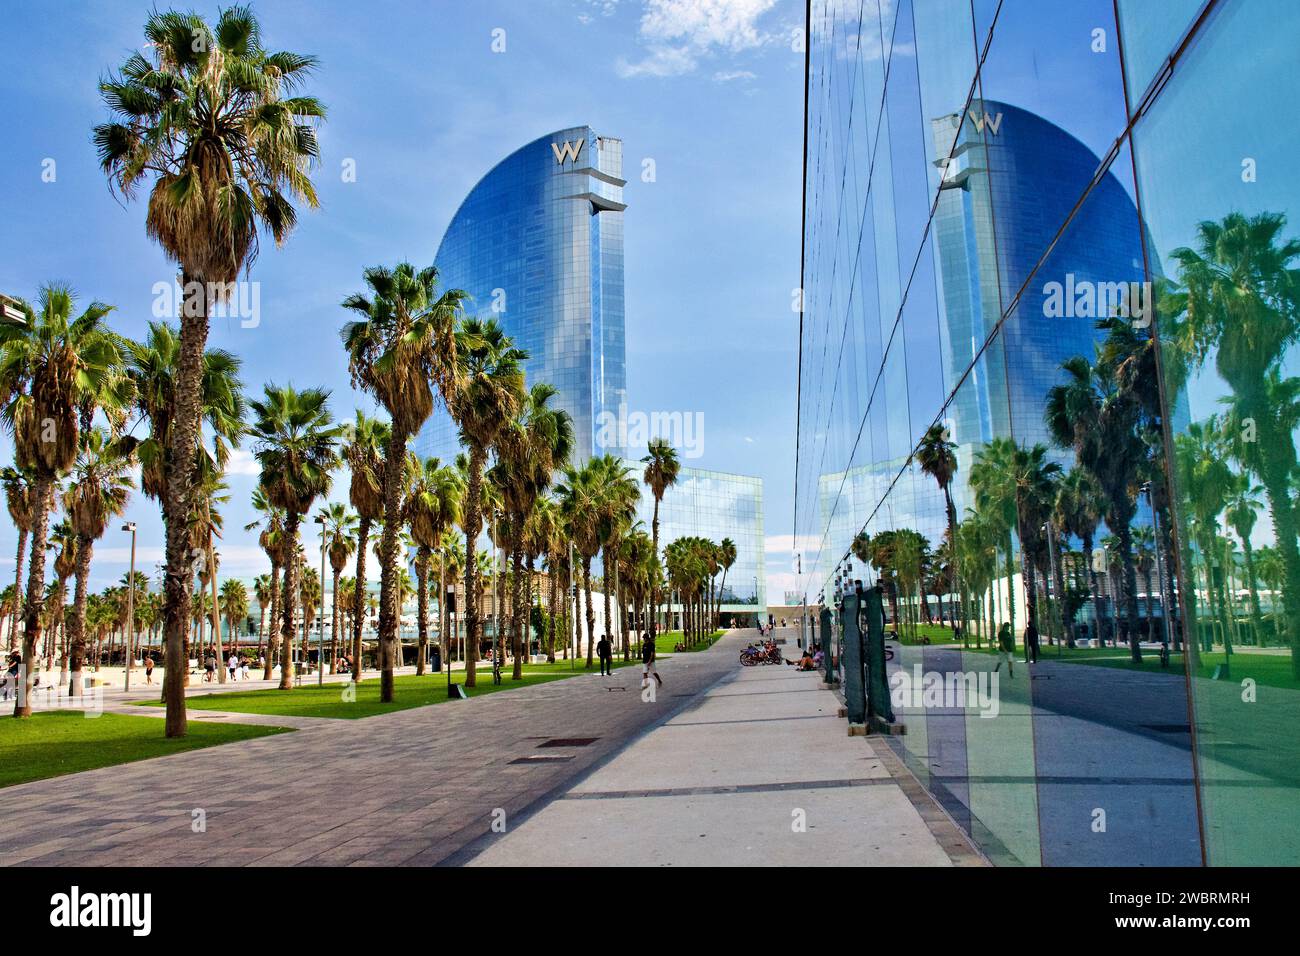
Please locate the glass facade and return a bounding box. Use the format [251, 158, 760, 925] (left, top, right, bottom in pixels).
[797, 0, 1300, 865]
[631, 463, 766, 621]
[414, 126, 627, 463]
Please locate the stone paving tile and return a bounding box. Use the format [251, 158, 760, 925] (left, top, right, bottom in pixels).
[1, 633, 747, 866]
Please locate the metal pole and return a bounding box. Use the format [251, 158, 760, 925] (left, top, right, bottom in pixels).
[123, 523, 136, 692]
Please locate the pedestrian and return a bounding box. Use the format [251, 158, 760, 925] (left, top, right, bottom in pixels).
[144, 653, 154, 685]
[597, 635, 613, 676]
[2, 652, 18, 701]
[1024, 618, 1040, 664]
[993, 623, 1015, 677]
[240, 656, 250, 681]
[204, 654, 216, 682]
[641, 631, 662, 689]
[228, 652, 239, 681]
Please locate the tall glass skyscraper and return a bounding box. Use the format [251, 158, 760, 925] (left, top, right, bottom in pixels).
[798, 0, 1300, 866]
[414, 126, 627, 463]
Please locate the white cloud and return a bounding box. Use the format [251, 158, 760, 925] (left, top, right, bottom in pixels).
[764, 533, 821, 555]
[225, 448, 260, 476]
[618, 0, 778, 78]
[715, 69, 757, 82]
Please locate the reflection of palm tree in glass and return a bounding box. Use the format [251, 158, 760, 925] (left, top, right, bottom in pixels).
[1223, 473, 1265, 645]
[1165, 211, 1300, 676]
[1256, 545, 1285, 644]
[1174, 419, 1234, 660]
[1054, 468, 1103, 647]
[1133, 525, 1156, 642]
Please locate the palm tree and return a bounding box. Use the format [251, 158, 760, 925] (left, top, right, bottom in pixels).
[917, 423, 961, 631]
[642, 438, 680, 642]
[405, 458, 462, 676]
[1045, 351, 1147, 660]
[341, 412, 388, 684]
[49, 519, 78, 676]
[246, 487, 287, 679]
[248, 385, 342, 691]
[1054, 467, 1104, 646]
[1133, 525, 1157, 642]
[342, 265, 466, 700]
[1, 466, 35, 652]
[592, 455, 640, 661]
[253, 573, 272, 658]
[97, 7, 322, 733]
[63, 427, 136, 696]
[129, 321, 245, 694]
[220, 578, 249, 655]
[1223, 473, 1265, 645]
[317, 502, 357, 674]
[557, 461, 604, 666]
[0, 285, 126, 717]
[1163, 211, 1300, 674]
[448, 318, 527, 687]
[716, 538, 737, 630]
[496, 384, 573, 678]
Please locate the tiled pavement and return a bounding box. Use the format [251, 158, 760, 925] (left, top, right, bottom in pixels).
[0, 632, 752, 867]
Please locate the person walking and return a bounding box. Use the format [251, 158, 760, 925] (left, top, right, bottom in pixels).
[143, 653, 154, 685]
[1024, 618, 1040, 664]
[228, 652, 239, 682]
[597, 635, 613, 676]
[993, 622, 1015, 677]
[641, 631, 662, 689]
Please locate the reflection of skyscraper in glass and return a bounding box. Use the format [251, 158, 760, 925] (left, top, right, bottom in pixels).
[931, 100, 1147, 509]
[414, 126, 627, 463]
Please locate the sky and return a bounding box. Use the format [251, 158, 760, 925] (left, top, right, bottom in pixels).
[0, 0, 806, 598]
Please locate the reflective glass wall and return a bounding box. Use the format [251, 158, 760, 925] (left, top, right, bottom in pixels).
[797, 0, 1297, 865]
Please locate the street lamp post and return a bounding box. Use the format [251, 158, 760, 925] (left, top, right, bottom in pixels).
[314, 515, 326, 686]
[122, 522, 137, 692]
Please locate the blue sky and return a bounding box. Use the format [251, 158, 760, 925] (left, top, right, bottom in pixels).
[0, 0, 805, 596]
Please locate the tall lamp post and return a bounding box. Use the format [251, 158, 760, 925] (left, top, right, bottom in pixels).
[314, 515, 326, 686]
[122, 522, 137, 692]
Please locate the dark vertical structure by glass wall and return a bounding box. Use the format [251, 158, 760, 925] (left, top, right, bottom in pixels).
[796, 0, 1299, 865]
[414, 126, 627, 464]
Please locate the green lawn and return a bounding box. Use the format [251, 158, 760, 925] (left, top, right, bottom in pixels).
[0, 711, 291, 789]
[136, 658, 643, 719]
[654, 630, 723, 655]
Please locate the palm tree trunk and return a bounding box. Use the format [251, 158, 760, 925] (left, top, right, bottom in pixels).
[511, 547, 526, 680]
[649, 498, 661, 644]
[438, 555, 448, 676]
[583, 557, 596, 669]
[66, 536, 93, 698]
[546, 563, 558, 663]
[278, 513, 302, 691]
[330, 568, 341, 674]
[264, 563, 280, 681]
[1240, 536, 1264, 646]
[159, 272, 209, 735]
[352, 518, 369, 684]
[1117, 523, 1143, 664]
[463, 445, 486, 688]
[415, 552, 428, 677]
[601, 547, 614, 668]
[376, 432, 409, 703]
[8, 528, 26, 652]
[14, 476, 52, 718]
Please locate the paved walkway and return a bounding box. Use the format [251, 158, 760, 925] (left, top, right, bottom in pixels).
[466, 638, 981, 866]
[0, 632, 750, 866]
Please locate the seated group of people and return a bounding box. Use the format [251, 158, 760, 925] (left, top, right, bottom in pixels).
[786, 643, 824, 671]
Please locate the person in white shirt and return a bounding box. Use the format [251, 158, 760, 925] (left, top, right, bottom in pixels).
[228, 653, 239, 681]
